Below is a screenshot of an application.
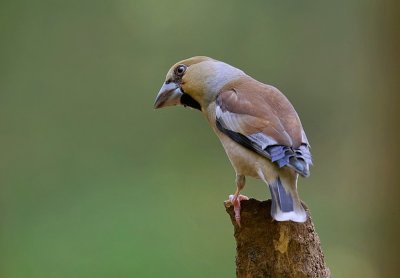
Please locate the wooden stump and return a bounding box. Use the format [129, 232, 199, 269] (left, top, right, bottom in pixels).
[225, 199, 330, 278]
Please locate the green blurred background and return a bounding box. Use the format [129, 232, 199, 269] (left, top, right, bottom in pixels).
[1, 1, 399, 277]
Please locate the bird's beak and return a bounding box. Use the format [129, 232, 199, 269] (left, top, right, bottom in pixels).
[154, 82, 183, 109]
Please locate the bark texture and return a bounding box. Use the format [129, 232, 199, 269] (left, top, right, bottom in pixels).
[225, 199, 330, 278]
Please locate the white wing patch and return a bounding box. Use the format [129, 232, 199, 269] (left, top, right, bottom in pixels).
[216, 105, 245, 134]
[216, 103, 278, 149]
[216, 101, 312, 175]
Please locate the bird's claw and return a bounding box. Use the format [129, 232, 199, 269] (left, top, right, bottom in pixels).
[229, 194, 249, 227]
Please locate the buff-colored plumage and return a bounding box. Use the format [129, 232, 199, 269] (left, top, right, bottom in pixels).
[154, 56, 312, 224]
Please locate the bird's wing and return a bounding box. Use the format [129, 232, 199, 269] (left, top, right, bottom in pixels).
[215, 79, 312, 176]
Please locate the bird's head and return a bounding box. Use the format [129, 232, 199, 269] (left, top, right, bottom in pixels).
[154, 56, 245, 111]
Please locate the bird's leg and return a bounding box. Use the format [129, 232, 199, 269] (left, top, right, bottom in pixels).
[228, 175, 248, 227]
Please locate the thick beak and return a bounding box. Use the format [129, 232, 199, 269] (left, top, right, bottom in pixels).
[153, 82, 183, 109]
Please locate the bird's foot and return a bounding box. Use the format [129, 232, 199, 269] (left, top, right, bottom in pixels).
[228, 194, 249, 227]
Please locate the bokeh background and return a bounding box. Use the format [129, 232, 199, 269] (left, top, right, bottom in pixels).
[1, 1, 399, 277]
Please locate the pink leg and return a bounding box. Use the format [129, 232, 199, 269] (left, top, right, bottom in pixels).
[229, 193, 249, 227]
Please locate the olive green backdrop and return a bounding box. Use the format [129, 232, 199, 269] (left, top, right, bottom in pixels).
[1, 1, 399, 277]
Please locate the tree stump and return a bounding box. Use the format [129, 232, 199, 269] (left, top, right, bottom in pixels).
[225, 199, 330, 278]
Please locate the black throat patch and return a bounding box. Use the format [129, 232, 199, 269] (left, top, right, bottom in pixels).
[180, 93, 201, 111]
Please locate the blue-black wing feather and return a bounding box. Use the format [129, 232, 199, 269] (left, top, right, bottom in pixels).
[216, 119, 312, 177]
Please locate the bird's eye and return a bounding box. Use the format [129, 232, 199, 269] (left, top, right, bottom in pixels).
[175, 65, 187, 76]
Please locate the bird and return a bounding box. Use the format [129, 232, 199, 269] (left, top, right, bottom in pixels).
[153, 56, 312, 225]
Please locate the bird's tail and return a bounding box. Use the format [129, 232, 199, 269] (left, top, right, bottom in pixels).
[268, 177, 307, 223]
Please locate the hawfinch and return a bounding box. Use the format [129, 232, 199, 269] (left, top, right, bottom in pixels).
[154, 56, 312, 224]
